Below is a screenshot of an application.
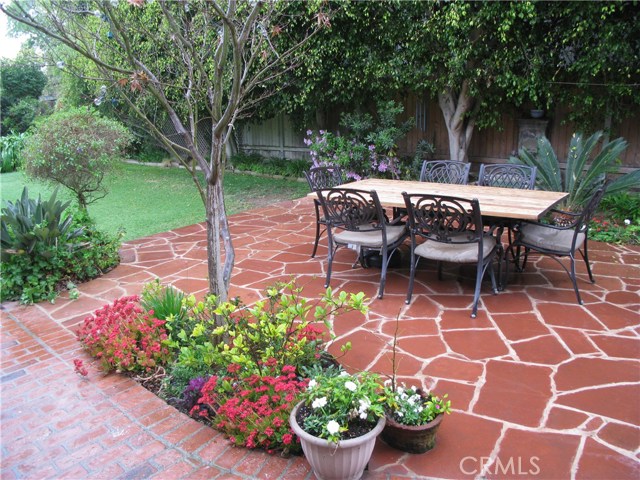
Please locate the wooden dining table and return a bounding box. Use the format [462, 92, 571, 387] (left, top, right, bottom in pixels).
[312, 178, 569, 221]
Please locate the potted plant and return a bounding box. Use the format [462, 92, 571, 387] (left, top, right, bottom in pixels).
[379, 314, 452, 454]
[381, 381, 451, 453]
[289, 370, 386, 480]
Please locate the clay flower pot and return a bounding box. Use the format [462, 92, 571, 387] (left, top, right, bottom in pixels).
[289, 401, 386, 480]
[381, 412, 444, 454]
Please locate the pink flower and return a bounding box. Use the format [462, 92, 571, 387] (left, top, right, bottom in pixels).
[73, 359, 88, 377]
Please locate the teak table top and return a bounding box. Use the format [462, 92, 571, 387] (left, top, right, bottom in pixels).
[310, 178, 569, 221]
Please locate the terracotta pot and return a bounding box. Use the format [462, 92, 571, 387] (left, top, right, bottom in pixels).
[381, 413, 444, 454]
[289, 402, 386, 480]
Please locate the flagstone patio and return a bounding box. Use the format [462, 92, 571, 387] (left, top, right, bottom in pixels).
[1, 197, 639, 479]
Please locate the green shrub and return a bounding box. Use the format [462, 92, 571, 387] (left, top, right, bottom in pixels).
[600, 192, 640, 222]
[0, 191, 121, 304]
[22, 107, 132, 210]
[229, 152, 310, 178]
[167, 280, 366, 377]
[0, 132, 28, 173]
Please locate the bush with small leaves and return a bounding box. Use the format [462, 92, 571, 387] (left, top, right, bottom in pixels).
[22, 107, 132, 210]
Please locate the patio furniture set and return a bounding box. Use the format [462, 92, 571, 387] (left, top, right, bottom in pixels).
[305, 161, 604, 318]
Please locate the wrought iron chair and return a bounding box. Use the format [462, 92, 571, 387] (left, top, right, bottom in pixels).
[511, 187, 606, 305]
[316, 188, 408, 299]
[478, 164, 537, 189]
[402, 193, 502, 318]
[478, 163, 538, 273]
[304, 166, 345, 257]
[420, 160, 471, 184]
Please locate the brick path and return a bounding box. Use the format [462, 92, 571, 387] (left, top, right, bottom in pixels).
[1, 197, 639, 479]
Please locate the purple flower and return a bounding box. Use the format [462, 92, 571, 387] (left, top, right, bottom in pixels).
[306, 129, 312, 136]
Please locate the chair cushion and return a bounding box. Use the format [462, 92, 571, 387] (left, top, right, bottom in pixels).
[415, 235, 496, 263]
[334, 225, 406, 248]
[519, 223, 584, 253]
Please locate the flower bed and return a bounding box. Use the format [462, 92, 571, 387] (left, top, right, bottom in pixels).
[75, 279, 368, 455]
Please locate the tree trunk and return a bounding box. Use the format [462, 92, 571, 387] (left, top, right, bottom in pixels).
[438, 81, 477, 162]
[205, 137, 235, 303]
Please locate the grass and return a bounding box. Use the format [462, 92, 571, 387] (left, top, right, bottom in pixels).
[0, 163, 309, 241]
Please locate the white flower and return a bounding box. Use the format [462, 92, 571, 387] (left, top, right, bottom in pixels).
[410, 385, 417, 392]
[344, 381, 357, 392]
[397, 386, 404, 395]
[339, 371, 350, 377]
[624, 219, 631, 226]
[308, 379, 317, 389]
[312, 397, 327, 409]
[396, 411, 404, 417]
[360, 411, 368, 420]
[327, 420, 340, 435]
[358, 398, 371, 412]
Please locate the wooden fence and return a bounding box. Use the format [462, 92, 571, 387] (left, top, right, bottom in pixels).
[240, 95, 640, 174]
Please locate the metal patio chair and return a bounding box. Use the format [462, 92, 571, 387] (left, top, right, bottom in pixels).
[420, 160, 471, 185]
[478, 163, 538, 273]
[304, 165, 345, 258]
[511, 187, 606, 305]
[402, 192, 502, 318]
[478, 164, 537, 190]
[316, 188, 408, 299]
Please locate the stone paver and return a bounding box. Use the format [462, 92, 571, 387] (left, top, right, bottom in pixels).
[1, 197, 639, 479]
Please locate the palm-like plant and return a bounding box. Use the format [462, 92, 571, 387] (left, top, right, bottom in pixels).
[510, 131, 639, 209]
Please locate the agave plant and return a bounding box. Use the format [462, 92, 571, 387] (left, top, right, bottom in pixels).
[0, 187, 84, 257]
[510, 131, 639, 209]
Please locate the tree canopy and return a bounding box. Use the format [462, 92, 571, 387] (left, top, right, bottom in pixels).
[2, 0, 327, 301]
[0, 59, 48, 134]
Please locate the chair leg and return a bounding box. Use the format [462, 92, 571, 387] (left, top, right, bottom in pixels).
[406, 246, 418, 304]
[581, 239, 595, 283]
[311, 201, 322, 258]
[568, 254, 584, 305]
[378, 248, 389, 299]
[498, 245, 508, 291]
[311, 222, 321, 258]
[471, 260, 484, 318]
[488, 251, 500, 295]
[324, 232, 335, 288]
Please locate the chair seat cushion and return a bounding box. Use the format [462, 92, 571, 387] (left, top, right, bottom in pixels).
[415, 235, 496, 263]
[519, 223, 584, 253]
[334, 225, 406, 248]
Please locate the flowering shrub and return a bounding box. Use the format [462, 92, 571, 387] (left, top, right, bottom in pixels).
[383, 382, 451, 426]
[174, 280, 366, 376]
[299, 370, 385, 444]
[305, 100, 412, 180]
[77, 295, 171, 373]
[590, 216, 639, 245]
[191, 363, 308, 454]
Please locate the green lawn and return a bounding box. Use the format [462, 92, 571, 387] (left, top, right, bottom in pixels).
[0, 163, 309, 241]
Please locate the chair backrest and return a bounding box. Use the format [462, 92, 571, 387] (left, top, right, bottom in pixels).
[575, 187, 607, 234]
[402, 192, 483, 244]
[420, 160, 471, 184]
[316, 188, 386, 233]
[478, 164, 537, 189]
[304, 166, 344, 192]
